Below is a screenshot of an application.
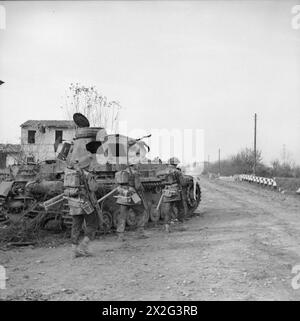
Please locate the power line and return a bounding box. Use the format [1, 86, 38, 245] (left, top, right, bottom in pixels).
[218, 148, 221, 175]
[207, 155, 210, 172]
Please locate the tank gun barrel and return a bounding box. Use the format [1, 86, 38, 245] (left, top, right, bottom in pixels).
[128, 134, 151, 146]
[136, 133, 152, 141]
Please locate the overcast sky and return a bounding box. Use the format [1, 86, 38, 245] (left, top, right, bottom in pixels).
[0, 1, 299, 164]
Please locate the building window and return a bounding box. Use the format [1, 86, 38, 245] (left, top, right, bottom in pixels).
[27, 156, 34, 163]
[28, 130, 36, 144]
[55, 130, 63, 144]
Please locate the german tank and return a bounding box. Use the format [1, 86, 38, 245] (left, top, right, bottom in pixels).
[6, 113, 201, 233]
[0, 141, 72, 225]
[56, 113, 202, 232]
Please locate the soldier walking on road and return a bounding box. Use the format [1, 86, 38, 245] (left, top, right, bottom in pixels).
[64, 157, 99, 258]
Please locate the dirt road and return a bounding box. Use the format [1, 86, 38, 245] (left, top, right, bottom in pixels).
[1, 176, 300, 301]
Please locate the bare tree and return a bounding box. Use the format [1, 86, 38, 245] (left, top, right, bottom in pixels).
[231, 148, 263, 174]
[63, 83, 121, 133]
[206, 148, 265, 176]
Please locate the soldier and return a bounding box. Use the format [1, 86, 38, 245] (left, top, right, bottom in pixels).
[64, 156, 99, 258]
[161, 157, 189, 233]
[115, 164, 148, 242]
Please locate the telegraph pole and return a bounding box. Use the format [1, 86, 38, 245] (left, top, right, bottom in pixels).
[253, 113, 257, 176]
[218, 148, 221, 176]
[207, 155, 210, 173]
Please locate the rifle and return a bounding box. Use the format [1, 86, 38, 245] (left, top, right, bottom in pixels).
[78, 167, 104, 229]
[43, 175, 117, 223]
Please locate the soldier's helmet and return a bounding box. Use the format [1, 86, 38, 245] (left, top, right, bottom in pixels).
[168, 157, 180, 166]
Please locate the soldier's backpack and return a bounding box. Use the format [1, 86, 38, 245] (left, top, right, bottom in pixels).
[115, 170, 130, 185]
[64, 167, 81, 197]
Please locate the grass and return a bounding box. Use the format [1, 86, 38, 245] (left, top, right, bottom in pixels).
[275, 177, 300, 193]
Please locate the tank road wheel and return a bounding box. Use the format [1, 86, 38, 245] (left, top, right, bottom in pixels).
[187, 183, 201, 213]
[101, 211, 113, 233]
[42, 212, 64, 231]
[126, 208, 137, 227]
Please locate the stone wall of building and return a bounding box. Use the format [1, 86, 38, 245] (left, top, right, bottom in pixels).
[21, 126, 75, 162]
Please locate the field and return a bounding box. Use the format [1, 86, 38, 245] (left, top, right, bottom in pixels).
[275, 177, 300, 193]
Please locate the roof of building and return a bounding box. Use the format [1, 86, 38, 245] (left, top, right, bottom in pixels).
[20, 120, 76, 129]
[0, 144, 21, 153]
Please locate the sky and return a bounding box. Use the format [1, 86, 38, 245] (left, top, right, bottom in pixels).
[0, 0, 300, 165]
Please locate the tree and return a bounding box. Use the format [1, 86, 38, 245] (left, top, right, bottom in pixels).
[231, 148, 262, 174]
[207, 147, 264, 176]
[63, 83, 121, 133]
[205, 148, 300, 178]
[271, 159, 300, 177]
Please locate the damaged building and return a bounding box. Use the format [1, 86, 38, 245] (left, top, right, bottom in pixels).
[20, 120, 76, 163]
[0, 144, 21, 169]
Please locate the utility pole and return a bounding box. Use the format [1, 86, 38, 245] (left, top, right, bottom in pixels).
[253, 113, 257, 176]
[218, 148, 221, 176]
[207, 155, 210, 173]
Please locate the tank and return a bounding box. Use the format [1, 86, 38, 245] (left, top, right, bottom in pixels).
[56, 113, 202, 232]
[0, 164, 38, 218]
[1, 113, 202, 233]
[0, 146, 71, 225]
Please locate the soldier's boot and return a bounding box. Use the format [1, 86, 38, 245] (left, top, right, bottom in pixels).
[117, 232, 125, 242]
[177, 211, 185, 223]
[178, 205, 188, 222]
[136, 227, 149, 239]
[165, 224, 170, 233]
[184, 204, 190, 219]
[71, 244, 86, 259]
[183, 199, 190, 219]
[79, 236, 93, 257]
